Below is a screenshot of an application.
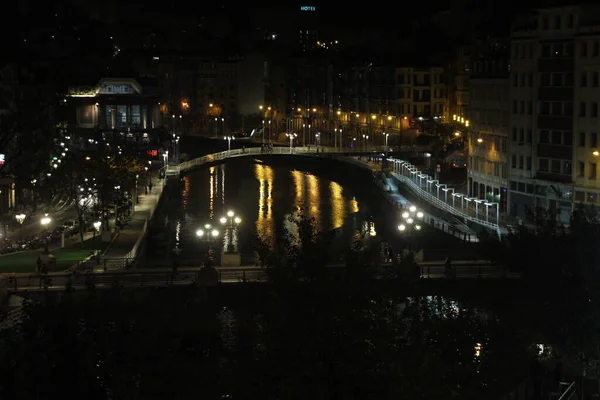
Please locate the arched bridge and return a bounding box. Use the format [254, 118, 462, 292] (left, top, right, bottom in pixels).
[165, 145, 429, 177]
[164, 145, 502, 236]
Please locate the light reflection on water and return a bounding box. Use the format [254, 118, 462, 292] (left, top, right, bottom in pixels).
[255, 164, 274, 244]
[177, 159, 369, 255]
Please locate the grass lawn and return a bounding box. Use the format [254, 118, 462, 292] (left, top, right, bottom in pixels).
[0, 236, 106, 274]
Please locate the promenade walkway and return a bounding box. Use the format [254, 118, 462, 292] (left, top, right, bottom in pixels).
[86, 174, 165, 271]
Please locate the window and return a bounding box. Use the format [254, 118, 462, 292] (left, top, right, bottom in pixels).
[581, 42, 588, 57]
[555, 15, 561, 30]
[563, 161, 572, 175]
[564, 131, 573, 145]
[540, 130, 550, 143]
[542, 44, 552, 57]
[552, 73, 562, 86]
[581, 71, 587, 87]
[527, 128, 533, 143]
[551, 102, 562, 116]
[594, 72, 599, 87]
[565, 102, 573, 115]
[542, 17, 549, 30]
[539, 158, 549, 171]
[579, 161, 585, 177]
[593, 102, 598, 117]
[551, 160, 562, 174]
[568, 14, 574, 28]
[594, 42, 599, 56]
[520, 101, 525, 114]
[565, 72, 574, 86]
[527, 101, 533, 115]
[519, 156, 524, 169]
[512, 127, 517, 141]
[580, 102, 587, 117]
[519, 128, 524, 143]
[513, 100, 518, 113]
[580, 132, 586, 147]
[590, 162, 597, 179]
[511, 154, 517, 168]
[592, 132, 598, 148]
[513, 74, 518, 86]
[551, 130, 562, 144]
[541, 72, 550, 86]
[541, 102, 550, 115]
[527, 157, 532, 170]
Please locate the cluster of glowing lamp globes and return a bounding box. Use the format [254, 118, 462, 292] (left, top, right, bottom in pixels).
[397, 206, 424, 232]
[195, 211, 242, 239]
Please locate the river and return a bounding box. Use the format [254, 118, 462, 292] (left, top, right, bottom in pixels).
[149, 157, 389, 265]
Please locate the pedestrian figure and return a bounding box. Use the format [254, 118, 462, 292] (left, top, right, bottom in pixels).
[36, 256, 42, 273]
[148, 181, 153, 193]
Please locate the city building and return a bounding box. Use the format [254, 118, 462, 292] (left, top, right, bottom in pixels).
[450, 46, 471, 119]
[198, 54, 265, 136]
[508, 5, 600, 223]
[66, 77, 163, 143]
[467, 38, 510, 211]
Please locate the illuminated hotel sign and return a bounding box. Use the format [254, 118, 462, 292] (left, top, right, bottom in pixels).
[0, 154, 5, 165]
[300, 5, 316, 11]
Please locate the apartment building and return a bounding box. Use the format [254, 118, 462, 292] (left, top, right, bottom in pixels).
[395, 67, 448, 120]
[468, 38, 510, 211]
[509, 5, 600, 223]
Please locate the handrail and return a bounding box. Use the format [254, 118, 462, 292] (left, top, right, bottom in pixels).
[170, 145, 430, 176]
[387, 159, 502, 236]
[557, 381, 576, 400]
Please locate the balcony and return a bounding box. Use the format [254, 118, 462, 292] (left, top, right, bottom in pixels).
[538, 87, 573, 101]
[538, 58, 574, 72]
[537, 144, 572, 160]
[537, 115, 573, 130]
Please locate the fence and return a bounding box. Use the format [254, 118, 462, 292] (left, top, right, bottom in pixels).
[167, 145, 432, 177]
[388, 159, 503, 237]
[373, 177, 479, 243]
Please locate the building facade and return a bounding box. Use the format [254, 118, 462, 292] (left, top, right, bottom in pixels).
[508, 5, 600, 223]
[468, 38, 510, 211]
[66, 78, 162, 143]
[450, 46, 471, 119]
[198, 54, 265, 136]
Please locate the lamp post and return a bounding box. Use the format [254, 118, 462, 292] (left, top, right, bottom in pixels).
[220, 210, 241, 253]
[221, 117, 225, 138]
[93, 221, 101, 237]
[41, 214, 51, 245]
[397, 205, 424, 251]
[196, 224, 220, 244]
[286, 133, 297, 153]
[134, 174, 139, 209]
[384, 132, 389, 149]
[15, 214, 25, 238]
[163, 150, 168, 167]
[315, 132, 320, 146]
[225, 135, 234, 152]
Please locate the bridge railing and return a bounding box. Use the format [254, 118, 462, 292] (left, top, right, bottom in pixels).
[388, 159, 502, 236]
[167, 145, 432, 176]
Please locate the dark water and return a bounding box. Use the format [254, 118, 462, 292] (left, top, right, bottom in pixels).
[163, 158, 385, 262]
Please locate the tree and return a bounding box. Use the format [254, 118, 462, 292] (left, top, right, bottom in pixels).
[0, 63, 58, 195]
[47, 142, 145, 236]
[258, 210, 333, 281]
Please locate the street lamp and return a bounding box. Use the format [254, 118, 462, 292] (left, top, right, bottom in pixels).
[397, 205, 424, 251]
[220, 210, 241, 252]
[196, 223, 220, 243]
[93, 221, 101, 237]
[225, 135, 234, 152]
[41, 214, 51, 245]
[15, 214, 25, 238]
[286, 133, 297, 153]
[163, 150, 168, 167]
